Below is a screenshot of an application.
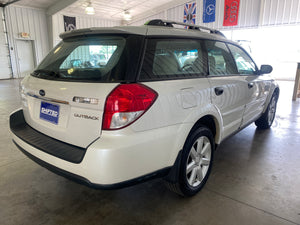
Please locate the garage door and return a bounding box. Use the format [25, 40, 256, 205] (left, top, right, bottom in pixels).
[0, 9, 12, 79]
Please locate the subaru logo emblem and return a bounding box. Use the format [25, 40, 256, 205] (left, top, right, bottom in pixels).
[39, 89, 45, 96]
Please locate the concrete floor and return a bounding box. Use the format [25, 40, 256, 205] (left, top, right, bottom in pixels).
[0, 79, 299, 225]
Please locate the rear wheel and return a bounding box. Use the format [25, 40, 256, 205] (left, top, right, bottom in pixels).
[255, 93, 278, 129]
[165, 126, 214, 196]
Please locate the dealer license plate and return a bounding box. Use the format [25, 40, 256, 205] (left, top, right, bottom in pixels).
[40, 101, 60, 124]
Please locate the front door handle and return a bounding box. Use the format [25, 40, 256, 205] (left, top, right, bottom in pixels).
[248, 82, 254, 89]
[214, 87, 224, 96]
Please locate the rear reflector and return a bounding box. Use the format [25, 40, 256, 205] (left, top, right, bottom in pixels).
[73, 96, 99, 105]
[102, 83, 158, 130]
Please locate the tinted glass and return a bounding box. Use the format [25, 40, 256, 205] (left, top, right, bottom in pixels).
[227, 44, 257, 75]
[205, 41, 237, 75]
[32, 35, 143, 82]
[140, 39, 206, 81]
[59, 45, 117, 69]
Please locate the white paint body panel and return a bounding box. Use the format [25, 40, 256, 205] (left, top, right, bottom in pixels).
[21, 75, 118, 148]
[12, 25, 279, 185]
[15, 72, 276, 184]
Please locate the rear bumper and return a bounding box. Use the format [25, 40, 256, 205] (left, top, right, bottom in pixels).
[10, 109, 184, 187]
[10, 110, 86, 163]
[13, 140, 170, 189]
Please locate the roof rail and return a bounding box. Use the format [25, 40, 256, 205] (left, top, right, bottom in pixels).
[144, 19, 225, 38]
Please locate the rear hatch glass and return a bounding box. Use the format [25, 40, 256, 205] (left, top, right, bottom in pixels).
[32, 35, 143, 82]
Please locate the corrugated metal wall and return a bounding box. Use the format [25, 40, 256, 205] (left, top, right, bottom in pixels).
[52, 13, 121, 46]
[129, 11, 166, 26]
[261, 0, 300, 25]
[0, 8, 12, 79]
[128, 0, 300, 29]
[5, 5, 50, 78]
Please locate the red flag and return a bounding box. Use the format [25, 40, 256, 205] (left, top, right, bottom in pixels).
[223, 0, 240, 26]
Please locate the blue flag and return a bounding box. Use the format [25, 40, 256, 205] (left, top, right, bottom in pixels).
[203, 0, 216, 23]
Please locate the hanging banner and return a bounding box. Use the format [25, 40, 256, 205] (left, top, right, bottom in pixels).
[223, 0, 240, 26]
[64, 15, 76, 31]
[183, 2, 196, 25]
[203, 0, 216, 23]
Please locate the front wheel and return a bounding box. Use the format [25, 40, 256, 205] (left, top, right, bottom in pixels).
[165, 126, 215, 196]
[255, 93, 278, 129]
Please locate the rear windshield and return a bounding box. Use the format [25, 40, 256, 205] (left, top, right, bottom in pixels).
[32, 35, 143, 82]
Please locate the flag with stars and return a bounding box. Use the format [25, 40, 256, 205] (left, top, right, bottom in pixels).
[184, 2, 196, 25]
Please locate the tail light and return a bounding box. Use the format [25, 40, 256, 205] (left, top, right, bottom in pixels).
[102, 83, 158, 130]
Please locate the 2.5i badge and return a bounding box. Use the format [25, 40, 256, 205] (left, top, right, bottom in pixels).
[40, 101, 60, 124]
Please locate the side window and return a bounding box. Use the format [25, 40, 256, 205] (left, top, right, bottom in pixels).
[140, 39, 206, 81]
[205, 41, 237, 76]
[227, 44, 257, 75]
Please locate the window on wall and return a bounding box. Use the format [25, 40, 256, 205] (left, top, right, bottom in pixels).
[205, 41, 237, 76]
[227, 44, 257, 75]
[140, 39, 206, 80]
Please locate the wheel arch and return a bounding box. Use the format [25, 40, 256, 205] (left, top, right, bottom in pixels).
[187, 114, 222, 146]
[263, 84, 280, 114]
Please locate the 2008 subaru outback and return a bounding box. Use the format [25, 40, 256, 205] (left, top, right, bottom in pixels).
[10, 20, 279, 196]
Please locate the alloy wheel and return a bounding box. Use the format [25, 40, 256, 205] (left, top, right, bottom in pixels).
[186, 136, 211, 187]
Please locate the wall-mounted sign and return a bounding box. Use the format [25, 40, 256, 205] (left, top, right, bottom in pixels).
[183, 2, 196, 25]
[20, 32, 30, 38]
[64, 15, 76, 31]
[203, 0, 216, 23]
[223, 0, 240, 26]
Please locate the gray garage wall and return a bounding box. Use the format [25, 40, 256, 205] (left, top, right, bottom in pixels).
[0, 8, 12, 79]
[3, 5, 121, 79]
[5, 5, 50, 78]
[128, 0, 300, 29]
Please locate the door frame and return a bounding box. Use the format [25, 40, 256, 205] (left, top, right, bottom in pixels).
[14, 38, 37, 78]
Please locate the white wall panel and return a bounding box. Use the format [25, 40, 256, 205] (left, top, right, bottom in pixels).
[5, 6, 49, 78]
[129, 12, 166, 26]
[0, 8, 12, 79]
[52, 13, 121, 46]
[128, 0, 300, 29]
[261, 0, 300, 25]
[129, 0, 261, 29]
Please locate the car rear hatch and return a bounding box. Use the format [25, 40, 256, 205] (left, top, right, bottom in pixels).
[20, 32, 144, 148]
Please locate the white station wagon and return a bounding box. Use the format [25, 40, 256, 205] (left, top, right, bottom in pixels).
[10, 20, 279, 196]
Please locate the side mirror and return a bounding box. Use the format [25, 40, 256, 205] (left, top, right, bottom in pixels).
[259, 65, 273, 75]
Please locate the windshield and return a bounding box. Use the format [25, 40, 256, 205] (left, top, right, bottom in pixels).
[32, 35, 143, 82]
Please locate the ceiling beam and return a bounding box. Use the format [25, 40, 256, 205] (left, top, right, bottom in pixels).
[46, 0, 79, 16]
[0, 0, 21, 7]
[128, 0, 191, 24]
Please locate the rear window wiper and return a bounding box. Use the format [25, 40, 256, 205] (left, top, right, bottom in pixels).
[32, 69, 61, 78]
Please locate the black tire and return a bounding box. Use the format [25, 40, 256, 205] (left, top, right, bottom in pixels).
[165, 126, 215, 197]
[255, 92, 278, 129]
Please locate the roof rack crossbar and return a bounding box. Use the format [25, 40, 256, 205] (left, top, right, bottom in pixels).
[145, 19, 225, 37]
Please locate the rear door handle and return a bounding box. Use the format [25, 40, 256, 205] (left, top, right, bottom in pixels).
[214, 87, 224, 96]
[248, 82, 254, 89]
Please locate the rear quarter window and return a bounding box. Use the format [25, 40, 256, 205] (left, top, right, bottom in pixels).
[140, 39, 207, 81]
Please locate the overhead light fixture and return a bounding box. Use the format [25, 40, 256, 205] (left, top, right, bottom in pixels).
[123, 11, 132, 21]
[85, 2, 95, 15]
